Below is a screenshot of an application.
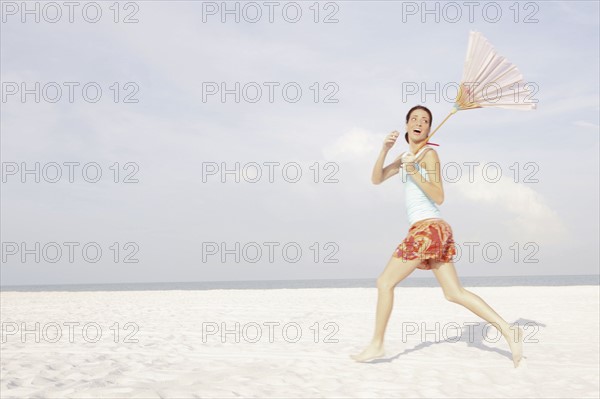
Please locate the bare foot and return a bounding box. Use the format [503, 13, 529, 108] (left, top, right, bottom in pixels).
[505, 325, 523, 368]
[350, 344, 385, 362]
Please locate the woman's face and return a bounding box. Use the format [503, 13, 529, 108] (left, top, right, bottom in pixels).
[405, 109, 431, 143]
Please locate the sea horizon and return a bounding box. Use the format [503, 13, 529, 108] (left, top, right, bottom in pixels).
[1, 274, 598, 292]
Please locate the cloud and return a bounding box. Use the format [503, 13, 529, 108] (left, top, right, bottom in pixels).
[573, 120, 600, 130]
[321, 127, 381, 162]
[453, 175, 568, 245]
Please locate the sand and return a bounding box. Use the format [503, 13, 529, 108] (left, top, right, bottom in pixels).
[1, 285, 598, 398]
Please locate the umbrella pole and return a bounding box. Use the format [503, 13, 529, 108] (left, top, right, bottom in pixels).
[413, 108, 457, 154]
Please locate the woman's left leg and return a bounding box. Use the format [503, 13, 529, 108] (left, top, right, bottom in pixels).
[430, 261, 523, 367]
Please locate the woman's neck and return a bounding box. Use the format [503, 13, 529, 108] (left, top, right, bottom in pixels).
[409, 141, 426, 154]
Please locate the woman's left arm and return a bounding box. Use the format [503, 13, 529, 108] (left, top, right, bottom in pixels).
[406, 149, 445, 205]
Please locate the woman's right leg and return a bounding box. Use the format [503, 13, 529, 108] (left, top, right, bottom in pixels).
[430, 261, 524, 367]
[351, 255, 422, 362]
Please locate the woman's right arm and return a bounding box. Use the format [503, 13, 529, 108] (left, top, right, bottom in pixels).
[372, 131, 402, 185]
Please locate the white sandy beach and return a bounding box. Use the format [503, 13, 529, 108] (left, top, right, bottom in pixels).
[1, 285, 599, 398]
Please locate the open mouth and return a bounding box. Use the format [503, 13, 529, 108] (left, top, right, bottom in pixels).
[413, 128, 422, 134]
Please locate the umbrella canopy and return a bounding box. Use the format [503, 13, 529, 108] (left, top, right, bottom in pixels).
[413, 30, 536, 155]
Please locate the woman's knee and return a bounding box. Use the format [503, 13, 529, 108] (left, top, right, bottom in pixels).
[376, 275, 396, 291]
[444, 287, 467, 303]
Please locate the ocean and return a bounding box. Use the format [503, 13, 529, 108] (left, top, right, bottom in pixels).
[1, 274, 598, 292]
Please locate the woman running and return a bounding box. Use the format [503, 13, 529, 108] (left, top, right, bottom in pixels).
[351, 105, 524, 367]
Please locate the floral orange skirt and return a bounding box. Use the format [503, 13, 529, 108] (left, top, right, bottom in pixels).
[392, 218, 456, 270]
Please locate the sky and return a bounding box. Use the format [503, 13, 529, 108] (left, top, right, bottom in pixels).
[1, 0, 599, 286]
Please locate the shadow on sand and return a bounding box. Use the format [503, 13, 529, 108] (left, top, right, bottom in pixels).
[368, 317, 543, 364]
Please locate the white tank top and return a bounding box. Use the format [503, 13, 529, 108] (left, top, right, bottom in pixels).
[400, 148, 441, 226]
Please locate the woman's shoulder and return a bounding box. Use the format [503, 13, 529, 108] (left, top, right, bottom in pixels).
[415, 145, 440, 162]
